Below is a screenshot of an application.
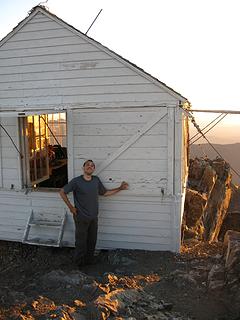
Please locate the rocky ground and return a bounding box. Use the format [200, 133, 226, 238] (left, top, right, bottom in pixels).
[0, 239, 239, 320]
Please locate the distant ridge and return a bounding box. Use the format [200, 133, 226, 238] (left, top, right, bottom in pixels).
[190, 143, 240, 185]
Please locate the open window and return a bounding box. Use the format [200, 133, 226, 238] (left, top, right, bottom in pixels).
[19, 112, 68, 189]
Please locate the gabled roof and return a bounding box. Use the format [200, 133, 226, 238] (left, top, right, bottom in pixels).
[0, 5, 189, 103]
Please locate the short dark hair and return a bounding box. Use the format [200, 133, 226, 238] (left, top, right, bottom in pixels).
[83, 159, 95, 168]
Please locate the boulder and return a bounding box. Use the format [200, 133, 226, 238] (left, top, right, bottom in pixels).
[223, 230, 240, 290]
[219, 185, 240, 240]
[184, 157, 232, 243]
[188, 158, 206, 182]
[203, 179, 232, 242]
[198, 164, 216, 194]
[184, 189, 207, 227]
[207, 264, 225, 291]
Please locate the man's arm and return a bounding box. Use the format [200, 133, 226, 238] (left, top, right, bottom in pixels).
[59, 188, 77, 215]
[104, 181, 128, 196]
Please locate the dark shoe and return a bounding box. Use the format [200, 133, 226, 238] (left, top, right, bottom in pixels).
[85, 256, 98, 265]
[78, 261, 85, 267]
[75, 256, 85, 268]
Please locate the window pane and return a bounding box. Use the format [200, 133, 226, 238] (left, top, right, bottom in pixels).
[27, 115, 49, 185]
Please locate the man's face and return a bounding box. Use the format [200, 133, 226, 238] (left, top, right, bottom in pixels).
[83, 161, 95, 176]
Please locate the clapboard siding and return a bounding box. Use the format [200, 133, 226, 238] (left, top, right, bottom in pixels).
[1, 36, 85, 51]
[0, 54, 117, 67]
[75, 147, 168, 160]
[1, 136, 18, 147]
[72, 109, 168, 124]
[99, 199, 172, 212]
[0, 230, 24, 241]
[97, 240, 170, 251]
[0, 93, 175, 108]
[0, 12, 179, 109]
[101, 159, 167, 171]
[0, 59, 125, 75]
[98, 225, 170, 237]
[2, 158, 18, 169]
[0, 189, 175, 249]
[72, 108, 169, 195]
[97, 233, 171, 245]
[0, 117, 20, 189]
[0, 84, 166, 99]
[1, 147, 18, 159]
[29, 12, 51, 21]
[0, 192, 31, 243]
[0, 125, 16, 136]
[19, 20, 63, 32]
[8, 29, 74, 42]
[73, 123, 168, 136]
[0, 44, 100, 58]
[98, 171, 167, 184]
[99, 211, 171, 222]
[0, 76, 148, 90]
[0, 7, 188, 251]
[99, 218, 170, 229]
[0, 68, 135, 83]
[73, 135, 167, 149]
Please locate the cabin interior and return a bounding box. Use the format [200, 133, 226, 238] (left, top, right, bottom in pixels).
[18, 112, 68, 190]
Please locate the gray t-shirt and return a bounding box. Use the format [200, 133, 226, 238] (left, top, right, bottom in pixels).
[63, 175, 106, 219]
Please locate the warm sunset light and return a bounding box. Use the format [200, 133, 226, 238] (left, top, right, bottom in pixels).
[0, 2, 240, 320]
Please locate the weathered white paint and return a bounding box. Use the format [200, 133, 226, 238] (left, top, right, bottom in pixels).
[167, 107, 175, 195]
[75, 147, 168, 160]
[95, 109, 167, 175]
[0, 119, 3, 188]
[0, 8, 184, 110]
[0, 6, 189, 252]
[0, 106, 185, 251]
[0, 117, 20, 189]
[0, 190, 178, 250]
[66, 109, 74, 181]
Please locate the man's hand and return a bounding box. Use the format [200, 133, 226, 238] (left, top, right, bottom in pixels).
[104, 181, 129, 196]
[59, 189, 77, 215]
[120, 181, 129, 190]
[70, 205, 77, 215]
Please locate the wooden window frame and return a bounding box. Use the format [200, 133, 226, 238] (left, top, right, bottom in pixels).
[19, 112, 67, 189]
[19, 115, 50, 187]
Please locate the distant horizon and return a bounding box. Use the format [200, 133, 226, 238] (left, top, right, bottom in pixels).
[189, 112, 240, 144]
[190, 142, 240, 146]
[190, 143, 240, 185]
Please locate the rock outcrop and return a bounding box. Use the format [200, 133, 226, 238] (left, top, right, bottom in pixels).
[219, 185, 240, 240]
[183, 157, 232, 242]
[224, 230, 240, 291]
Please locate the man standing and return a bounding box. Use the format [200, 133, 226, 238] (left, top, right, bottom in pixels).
[59, 160, 128, 266]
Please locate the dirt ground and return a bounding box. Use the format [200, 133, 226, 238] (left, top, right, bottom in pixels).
[0, 239, 239, 320]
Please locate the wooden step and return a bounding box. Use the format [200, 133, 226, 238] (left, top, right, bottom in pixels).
[22, 209, 67, 247]
[29, 221, 62, 227]
[24, 239, 60, 247]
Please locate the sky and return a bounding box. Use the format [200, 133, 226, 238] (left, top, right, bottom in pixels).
[0, 0, 240, 144]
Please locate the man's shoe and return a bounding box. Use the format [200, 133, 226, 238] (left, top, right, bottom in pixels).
[85, 256, 98, 265]
[75, 257, 85, 268]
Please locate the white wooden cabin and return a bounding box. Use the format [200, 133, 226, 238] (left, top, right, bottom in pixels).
[0, 6, 189, 252]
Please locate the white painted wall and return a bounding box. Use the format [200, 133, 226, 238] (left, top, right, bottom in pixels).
[69, 106, 182, 250]
[0, 7, 188, 251]
[72, 107, 169, 194]
[0, 9, 183, 110]
[0, 105, 185, 251]
[0, 117, 21, 189]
